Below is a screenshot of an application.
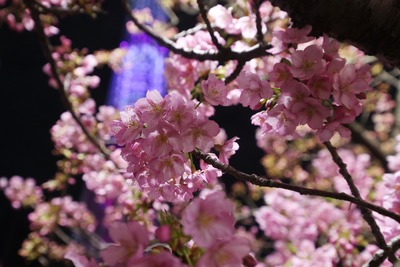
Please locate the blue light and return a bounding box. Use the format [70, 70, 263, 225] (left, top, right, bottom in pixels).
[107, 0, 169, 109]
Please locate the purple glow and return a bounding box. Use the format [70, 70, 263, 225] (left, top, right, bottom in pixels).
[107, 0, 168, 109]
[92, 0, 169, 236]
[119, 41, 129, 48]
[107, 33, 168, 109]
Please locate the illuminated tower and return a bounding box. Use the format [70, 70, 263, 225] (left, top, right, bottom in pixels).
[107, 0, 168, 109]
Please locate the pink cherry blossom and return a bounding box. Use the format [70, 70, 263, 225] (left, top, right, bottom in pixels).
[332, 64, 369, 109]
[290, 44, 324, 80]
[165, 92, 195, 132]
[254, 206, 289, 240]
[236, 71, 273, 109]
[148, 152, 187, 183]
[207, 5, 233, 29]
[131, 251, 187, 267]
[135, 90, 166, 124]
[280, 79, 310, 109]
[180, 116, 220, 152]
[218, 136, 240, 164]
[196, 237, 251, 267]
[274, 25, 313, 45]
[201, 74, 231, 106]
[65, 251, 99, 267]
[235, 14, 265, 39]
[268, 62, 292, 87]
[291, 97, 330, 129]
[322, 34, 341, 57]
[28, 196, 96, 235]
[307, 75, 332, 99]
[100, 221, 149, 266]
[316, 121, 351, 142]
[155, 225, 171, 243]
[111, 106, 142, 145]
[182, 191, 235, 247]
[258, 104, 298, 136]
[0, 176, 43, 209]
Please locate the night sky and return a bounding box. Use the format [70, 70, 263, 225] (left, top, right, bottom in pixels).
[0, 2, 264, 266]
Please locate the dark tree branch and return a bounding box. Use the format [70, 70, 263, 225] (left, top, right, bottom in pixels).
[33, 0, 100, 16]
[192, 149, 400, 224]
[122, 0, 271, 63]
[364, 236, 400, 267]
[25, 0, 111, 160]
[197, 0, 225, 51]
[252, 0, 264, 44]
[225, 60, 246, 84]
[324, 141, 396, 263]
[172, 24, 207, 40]
[269, 0, 400, 66]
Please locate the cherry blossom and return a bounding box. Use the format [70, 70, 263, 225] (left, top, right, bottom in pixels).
[201, 74, 231, 106]
[182, 191, 235, 248]
[65, 251, 99, 267]
[196, 237, 251, 267]
[100, 221, 149, 266]
[131, 251, 187, 267]
[236, 71, 273, 109]
[290, 45, 324, 80]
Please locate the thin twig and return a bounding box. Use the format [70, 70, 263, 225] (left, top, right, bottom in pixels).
[324, 141, 397, 263]
[197, 0, 225, 51]
[363, 236, 400, 267]
[172, 24, 207, 40]
[53, 226, 72, 244]
[33, 1, 92, 16]
[192, 148, 400, 223]
[225, 60, 246, 84]
[25, 0, 111, 160]
[252, 0, 265, 44]
[122, 0, 271, 63]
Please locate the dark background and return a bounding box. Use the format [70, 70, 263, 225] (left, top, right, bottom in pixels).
[0, 1, 264, 266]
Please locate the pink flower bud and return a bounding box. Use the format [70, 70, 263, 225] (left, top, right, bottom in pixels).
[155, 225, 171, 243]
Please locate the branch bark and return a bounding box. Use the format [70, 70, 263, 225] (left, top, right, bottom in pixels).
[192, 149, 400, 224]
[364, 236, 400, 267]
[324, 141, 396, 263]
[122, 0, 271, 63]
[269, 0, 400, 66]
[25, 0, 111, 160]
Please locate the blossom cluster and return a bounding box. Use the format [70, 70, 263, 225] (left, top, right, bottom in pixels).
[260, 35, 371, 141]
[42, 36, 100, 99]
[199, 33, 372, 142]
[28, 196, 96, 235]
[0, 175, 43, 209]
[66, 191, 251, 267]
[0, 0, 103, 34]
[112, 90, 240, 202]
[162, 3, 373, 142]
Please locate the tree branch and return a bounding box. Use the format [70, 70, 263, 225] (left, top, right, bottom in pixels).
[192, 149, 400, 224]
[364, 236, 400, 267]
[25, 0, 111, 160]
[225, 60, 246, 85]
[252, 0, 264, 44]
[197, 0, 225, 51]
[324, 141, 397, 263]
[172, 24, 207, 40]
[33, 0, 100, 16]
[121, 0, 271, 63]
